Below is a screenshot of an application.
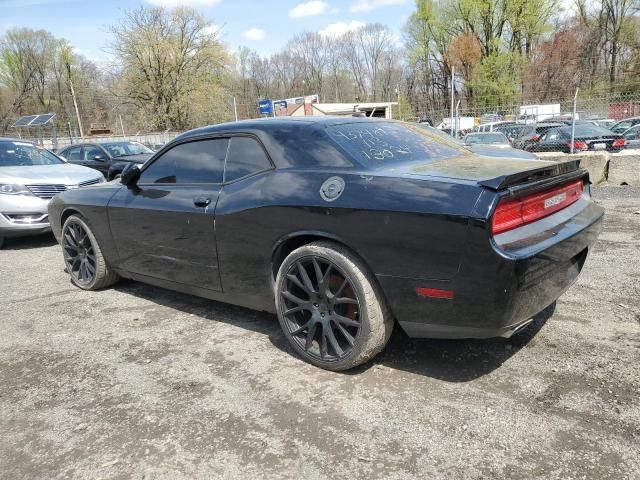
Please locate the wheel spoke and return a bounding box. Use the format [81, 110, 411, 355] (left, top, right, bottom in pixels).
[305, 322, 318, 350]
[333, 320, 355, 346]
[334, 297, 358, 305]
[334, 278, 349, 297]
[325, 324, 344, 357]
[321, 264, 333, 285]
[333, 313, 359, 328]
[64, 232, 78, 248]
[311, 258, 324, 286]
[286, 273, 310, 294]
[320, 327, 328, 359]
[284, 305, 304, 316]
[296, 261, 316, 294]
[290, 320, 311, 336]
[282, 290, 310, 307]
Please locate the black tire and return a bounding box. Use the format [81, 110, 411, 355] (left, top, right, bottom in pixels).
[0, 236, 4, 249]
[275, 241, 393, 371]
[61, 214, 119, 290]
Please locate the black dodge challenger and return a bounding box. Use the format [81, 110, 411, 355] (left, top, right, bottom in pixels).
[48, 117, 604, 370]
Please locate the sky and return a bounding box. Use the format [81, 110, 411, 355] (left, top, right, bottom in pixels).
[0, 0, 416, 60]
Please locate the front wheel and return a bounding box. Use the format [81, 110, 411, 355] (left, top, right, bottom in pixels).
[275, 241, 393, 371]
[61, 214, 119, 290]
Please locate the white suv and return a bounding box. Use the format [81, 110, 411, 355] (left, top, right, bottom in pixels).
[0, 138, 103, 248]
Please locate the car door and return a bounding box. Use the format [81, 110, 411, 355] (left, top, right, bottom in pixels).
[536, 130, 563, 152]
[107, 137, 228, 291]
[81, 144, 110, 175]
[213, 136, 275, 306]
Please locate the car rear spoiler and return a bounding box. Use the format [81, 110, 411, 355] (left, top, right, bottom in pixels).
[478, 159, 582, 190]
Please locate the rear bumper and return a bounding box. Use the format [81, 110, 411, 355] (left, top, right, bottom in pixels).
[379, 196, 604, 339]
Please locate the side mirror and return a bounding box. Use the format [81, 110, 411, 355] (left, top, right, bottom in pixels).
[93, 155, 107, 162]
[120, 164, 141, 186]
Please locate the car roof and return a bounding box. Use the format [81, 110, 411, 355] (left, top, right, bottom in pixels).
[176, 116, 396, 140]
[0, 137, 35, 143]
[466, 131, 506, 135]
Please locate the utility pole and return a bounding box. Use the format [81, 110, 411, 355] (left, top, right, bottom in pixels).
[233, 96, 238, 122]
[455, 99, 461, 139]
[119, 114, 126, 137]
[570, 87, 579, 154]
[66, 63, 84, 140]
[450, 66, 455, 138]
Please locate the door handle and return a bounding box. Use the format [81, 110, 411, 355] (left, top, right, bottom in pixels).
[193, 197, 212, 208]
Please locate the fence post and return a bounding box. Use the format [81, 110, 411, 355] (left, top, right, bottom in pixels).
[570, 88, 579, 154]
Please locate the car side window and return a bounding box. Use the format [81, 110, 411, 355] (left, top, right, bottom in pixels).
[65, 146, 82, 161]
[138, 138, 228, 184]
[224, 136, 272, 183]
[83, 146, 104, 161]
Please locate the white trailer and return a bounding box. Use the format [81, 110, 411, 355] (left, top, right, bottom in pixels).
[520, 104, 561, 122]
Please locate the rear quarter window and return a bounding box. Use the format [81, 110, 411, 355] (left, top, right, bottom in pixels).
[327, 122, 463, 167]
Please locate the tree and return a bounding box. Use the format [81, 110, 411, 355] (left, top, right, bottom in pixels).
[108, 6, 230, 130]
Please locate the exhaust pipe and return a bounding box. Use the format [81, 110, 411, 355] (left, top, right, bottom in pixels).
[499, 318, 534, 339]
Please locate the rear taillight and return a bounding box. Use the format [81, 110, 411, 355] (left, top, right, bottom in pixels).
[568, 140, 588, 150]
[612, 138, 626, 148]
[532, 134, 540, 142]
[491, 180, 584, 235]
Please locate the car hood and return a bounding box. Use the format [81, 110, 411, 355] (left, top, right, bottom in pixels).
[112, 154, 153, 164]
[0, 163, 102, 185]
[469, 145, 538, 160]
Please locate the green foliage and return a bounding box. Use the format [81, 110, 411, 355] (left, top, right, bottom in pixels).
[469, 51, 524, 109]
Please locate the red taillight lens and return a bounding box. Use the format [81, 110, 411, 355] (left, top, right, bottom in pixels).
[568, 140, 588, 150]
[491, 180, 584, 235]
[612, 138, 626, 148]
[532, 134, 540, 142]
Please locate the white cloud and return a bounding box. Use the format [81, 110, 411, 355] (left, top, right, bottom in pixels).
[243, 28, 266, 41]
[349, 0, 405, 13]
[146, 0, 222, 6]
[318, 20, 365, 38]
[202, 24, 221, 36]
[289, 1, 328, 18]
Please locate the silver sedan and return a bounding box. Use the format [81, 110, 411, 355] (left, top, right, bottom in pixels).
[0, 138, 104, 248]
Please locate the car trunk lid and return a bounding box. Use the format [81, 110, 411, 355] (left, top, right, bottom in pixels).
[404, 154, 582, 190]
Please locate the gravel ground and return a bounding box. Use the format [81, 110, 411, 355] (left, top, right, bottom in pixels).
[0, 185, 638, 480]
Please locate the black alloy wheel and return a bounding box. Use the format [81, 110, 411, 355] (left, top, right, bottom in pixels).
[280, 255, 362, 362]
[62, 221, 97, 286]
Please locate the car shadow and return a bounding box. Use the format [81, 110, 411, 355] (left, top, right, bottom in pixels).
[114, 280, 553, 382]
[1, 233, 57, 250]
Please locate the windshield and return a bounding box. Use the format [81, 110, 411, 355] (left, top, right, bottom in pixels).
[464, 133, 507, 144]
[612, 121, 633, 132]
[327, 122, 465, 167]
[0, 141, 63, 167]
[102, 142, 154, 157]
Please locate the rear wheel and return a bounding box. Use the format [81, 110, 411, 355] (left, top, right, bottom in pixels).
[275, 241, 393, 371]
[61, 214, 119, 290]
[0, 236, 4, 249]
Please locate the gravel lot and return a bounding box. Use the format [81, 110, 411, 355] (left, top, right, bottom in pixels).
[1, 185, 638, 480]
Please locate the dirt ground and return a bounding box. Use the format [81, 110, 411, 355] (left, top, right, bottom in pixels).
[0, 185, 638, 480]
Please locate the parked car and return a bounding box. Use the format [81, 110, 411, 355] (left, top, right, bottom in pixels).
[528, 125, 627, 153]
[57, 141, 154, 180]
[419, 124, 538, 160]
[49, 118, 603, 370]
[474, 121, 515, 133]
[463, 132, 510, 146]
[0, 138, 103, 248]
[622, 125, 640, 148]
[512, 123, 567, 151]
[610, 116, 640, 134]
